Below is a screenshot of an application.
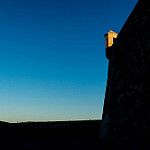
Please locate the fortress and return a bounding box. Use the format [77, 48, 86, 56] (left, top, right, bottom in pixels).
[100, 0, 150, 149]
[104, 30, 118, 60]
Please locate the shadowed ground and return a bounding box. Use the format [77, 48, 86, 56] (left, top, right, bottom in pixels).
[0, 120, 101, 150]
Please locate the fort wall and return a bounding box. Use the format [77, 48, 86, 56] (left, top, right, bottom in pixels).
[100, 0, 150, 149]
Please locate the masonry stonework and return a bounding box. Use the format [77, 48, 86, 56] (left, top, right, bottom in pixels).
[100, 0, 150, 149]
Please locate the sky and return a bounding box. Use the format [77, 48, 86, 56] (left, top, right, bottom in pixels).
[0, 0, 138, 122]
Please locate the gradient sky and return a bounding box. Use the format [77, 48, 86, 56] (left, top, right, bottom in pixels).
[0, 0, 138, 122]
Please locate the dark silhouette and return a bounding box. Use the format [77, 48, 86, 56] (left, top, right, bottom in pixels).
[0, 120, 101, 150]
[100, 0, 150, 149]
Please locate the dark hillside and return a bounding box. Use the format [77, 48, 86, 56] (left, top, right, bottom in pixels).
[0, 120, 101, 150]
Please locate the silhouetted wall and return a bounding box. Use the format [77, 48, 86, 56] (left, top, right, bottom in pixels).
[100, 0, 150, 149]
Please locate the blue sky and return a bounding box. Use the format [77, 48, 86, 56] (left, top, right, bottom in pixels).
[0, 0, 138, 122]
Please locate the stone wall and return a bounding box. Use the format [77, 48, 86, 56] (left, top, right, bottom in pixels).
[100, 0, 150, 149]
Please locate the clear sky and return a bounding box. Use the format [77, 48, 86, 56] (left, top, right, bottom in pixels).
[0, 0, 138, 122]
